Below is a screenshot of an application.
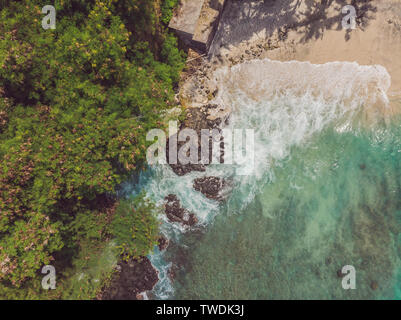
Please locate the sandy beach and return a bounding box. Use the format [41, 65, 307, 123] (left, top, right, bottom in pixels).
[212, 0, 401, 89]
[182, 0, 401, 114]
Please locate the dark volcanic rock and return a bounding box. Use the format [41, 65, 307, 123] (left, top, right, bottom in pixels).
[102, 257, 158, 300]
[164, 194, 198, 226]
[193, 176, 226, 201]
[169, 162, 206, 176]
[158, 235, 169, 251]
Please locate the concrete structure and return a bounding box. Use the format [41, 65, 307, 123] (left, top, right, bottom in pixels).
[169, 0, 227, 54]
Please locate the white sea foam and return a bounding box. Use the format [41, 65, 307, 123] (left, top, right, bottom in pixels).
[148, 247, 173, 300]
[209, 59, 391, 208]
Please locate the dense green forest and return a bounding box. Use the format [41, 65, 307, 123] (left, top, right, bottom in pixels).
[0, 0, 184, 299]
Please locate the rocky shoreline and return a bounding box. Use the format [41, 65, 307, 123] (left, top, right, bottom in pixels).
[101, 72, 231, 300]
[100, 1, 281, 300]
[101, 0, 344, 300]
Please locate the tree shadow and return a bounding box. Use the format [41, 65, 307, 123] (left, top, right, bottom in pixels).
[296, 0, 377, 43]
[211, 0, 377, 53]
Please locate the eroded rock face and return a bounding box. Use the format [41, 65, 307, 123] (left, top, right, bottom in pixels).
[164, 194, 198, 226]
[101, 257, 158, 300]
[183, 104, 223, 133]
[167, 104, 225, 176]
[193, 176, 226, 201]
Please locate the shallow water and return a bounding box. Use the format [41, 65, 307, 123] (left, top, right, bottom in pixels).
[173, 124, 401, 299]
[134, 59, 401, 299]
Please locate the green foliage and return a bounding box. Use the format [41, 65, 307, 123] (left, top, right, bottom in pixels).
[0, 213, 63, 287]
[112, 194, 160, 261]
[53, 240, 118, 300]
[0, 0, 184, 299]
[161, 0, 179, 25]
[161, 33, 186, 84]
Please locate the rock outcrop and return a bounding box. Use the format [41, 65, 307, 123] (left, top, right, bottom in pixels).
[164, 194, 198, 226]
[167, 104, 225, 176]
[101, 257, 158, 300]
[158, 235, 169, 251]
[193, 176, 226, 201]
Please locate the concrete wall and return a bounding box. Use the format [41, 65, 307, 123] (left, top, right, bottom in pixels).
[169, 0, 227, 54]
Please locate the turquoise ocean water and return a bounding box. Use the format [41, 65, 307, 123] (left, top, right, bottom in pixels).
[131, 59, 401, 299]
[173, 123, 401, 299]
